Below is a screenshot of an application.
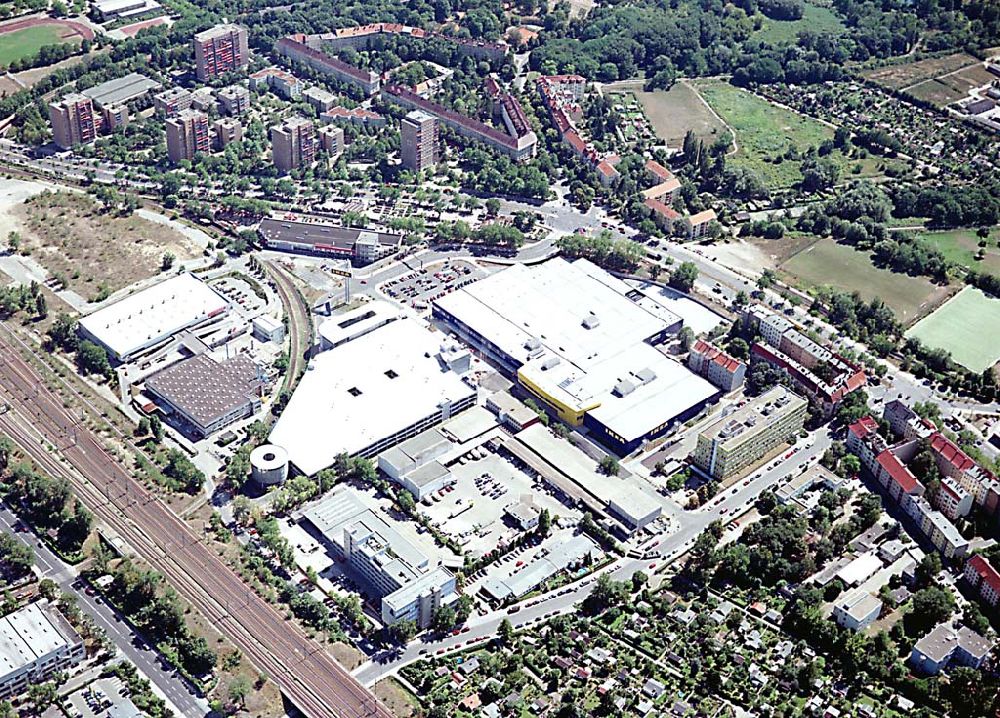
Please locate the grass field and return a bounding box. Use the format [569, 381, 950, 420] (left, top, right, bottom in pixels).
[918, 228, 1000, 275]
[780, 237, 941, 322]
[753, 3, 845, 45]
[607, 83, 726, 147]
[696, 82, 908, 188]
[905, 286, 1000, 372]
[0, 25, 78, 66]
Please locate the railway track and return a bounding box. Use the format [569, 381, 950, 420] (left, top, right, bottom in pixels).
[264, 260, 311, 392]
[0, 335, 390, 718]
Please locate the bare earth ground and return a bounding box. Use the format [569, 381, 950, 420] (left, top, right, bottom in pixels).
[9, 51, 93, 88]
[862, 52, 979, 90]
[12, 190, 200, 301]
[606, 81, 726, 146]
[330, 641, 366, 670]
[374, 678, 419, 717]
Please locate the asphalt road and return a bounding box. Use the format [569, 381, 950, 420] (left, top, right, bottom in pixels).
[0, 505, 210, 718]
[353, 426, 833, 686]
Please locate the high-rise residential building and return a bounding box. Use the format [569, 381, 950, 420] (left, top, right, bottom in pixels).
[691, 385, 808, 480]
[217, 84, 251, 115]
[318, 125, 345, 161]
[270, 116, 316, 172]
[213, 117, 243, 149]
[48, 93, 98, 149]
[102, 104, 129, 132]
[400, 110, 437, 173]
[165, 109, 210, 164]
[153, 87, 193, 117]
[193, 24, 249, 81]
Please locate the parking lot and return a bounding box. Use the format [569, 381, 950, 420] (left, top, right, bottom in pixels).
[209, 274, 267, 318]
[419, 451, 578, 558]
[65, 677, 140, 718]
[381, 259, 487, 310]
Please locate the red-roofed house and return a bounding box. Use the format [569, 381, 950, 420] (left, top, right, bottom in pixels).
[930, 431, 999, 506]
[846, 416, 883, 471]
[964, 554, 1000, 606]
[687, 339, 745, 392]
[644, 197, 681, 229]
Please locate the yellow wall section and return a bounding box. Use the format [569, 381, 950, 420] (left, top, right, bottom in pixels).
[517, 369, 599, 426]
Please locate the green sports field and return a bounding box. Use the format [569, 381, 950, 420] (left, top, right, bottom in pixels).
[905, 286, 1000, 372]
[0, 25, 77, 67]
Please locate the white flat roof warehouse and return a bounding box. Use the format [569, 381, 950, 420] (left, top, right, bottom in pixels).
[78, 274, 229, 361]
[269, 318, 476, 475]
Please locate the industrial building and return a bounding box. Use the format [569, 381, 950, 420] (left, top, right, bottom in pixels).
[269, 318, 476, 475]
[0, 602, 85, 698]
[194, 24, 249, 81]
[481, 534, 595, 604]
[691, 386, 808, 480]
[258, 217, 402, 265]
[145, 353, 262, 438]
[433, 258, 715, 454]
[78, 273, 229, 362]
[91, 0, 161, 21]
[299, 487, 457, 627]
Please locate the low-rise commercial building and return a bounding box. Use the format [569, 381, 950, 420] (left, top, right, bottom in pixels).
[378, 428, 454, 501]
[691, 386, 807, 480]
[251, 314, 285, 343]
[0, 602, 85, 698]
[80, 73, 161, 108]
[145, 353, 262, 438]
[481, 535, 595, 604]
[258, 217, 402, 266]
[269, 318, 476, 474]
[92, 0, 161, 21]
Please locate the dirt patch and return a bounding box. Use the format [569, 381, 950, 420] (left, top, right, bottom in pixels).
[373, 678, 419, 718]
[12, 190, 200, 301]
[213, 656, 285, 718]
[862, 53, 978, 90]
[12, 52, 93, 88]
[607, 82, 726, 147]
[329, 641, 365, 670]
[747, 233, 819, 266]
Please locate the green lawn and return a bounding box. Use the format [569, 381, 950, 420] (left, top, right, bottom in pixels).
[753, 3, 846, 45]
[905, 286, 1000, 372]
[780, 236, 940, 323]
[696, 81, 906, 188]
[0, 24, 77, 66]
[918, 227, 1000, 275]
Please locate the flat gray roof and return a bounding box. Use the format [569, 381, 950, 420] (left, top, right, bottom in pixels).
[82, 73, 161, 107]
[146, 354, 260, 430]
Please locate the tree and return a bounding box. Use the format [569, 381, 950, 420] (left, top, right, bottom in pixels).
[536, 508, 552, 538]
[598, 455, 619, 476]
[27, 682, 59, 713]
[669, 262, 699, 292]
[228, 675, 251, 708]
[631, 570, 648, 592]
[390, 619, 418, 644]
[161, 252, 175, 271]
[905, 586, 955, 636]
[431, 605, 457, 633]
[485, 198, 501, 217]
[76, 340, 111, 377]
[149, 415, 164, 443]
[47, 313, 78, 351]
[498, 618, 515, 644]
[34, 293, 47, 319]
[946, 667, 1000, 718]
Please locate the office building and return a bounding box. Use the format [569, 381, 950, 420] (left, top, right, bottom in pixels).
[269, 318, 476, 474]
[271, 116, 316, 172]
[165, 109, 210, 164]
[400, 110, 438, 172]
[434, 258, 716, 454]
[213, 117, 243, 149]
[691, 386, 807, 480]
[687, 339, 745, 392]
[251, 315, 285, 344]
[78, 273, 229, 362]
[0, 602, 85, 698]
[299, 487, 458, 628]
[48, 94, 97, 149]
[217, 84, 251, 115]
[318, 125, 345, 160]
[145, 354, 262, 438]
[833, 589, 882, 631]
[194, 24, 249, 81]
[910, 624, 994, 675]
[153, 87, 192, 116]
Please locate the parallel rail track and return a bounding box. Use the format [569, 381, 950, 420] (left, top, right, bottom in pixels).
[0, 333, 390, 718]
